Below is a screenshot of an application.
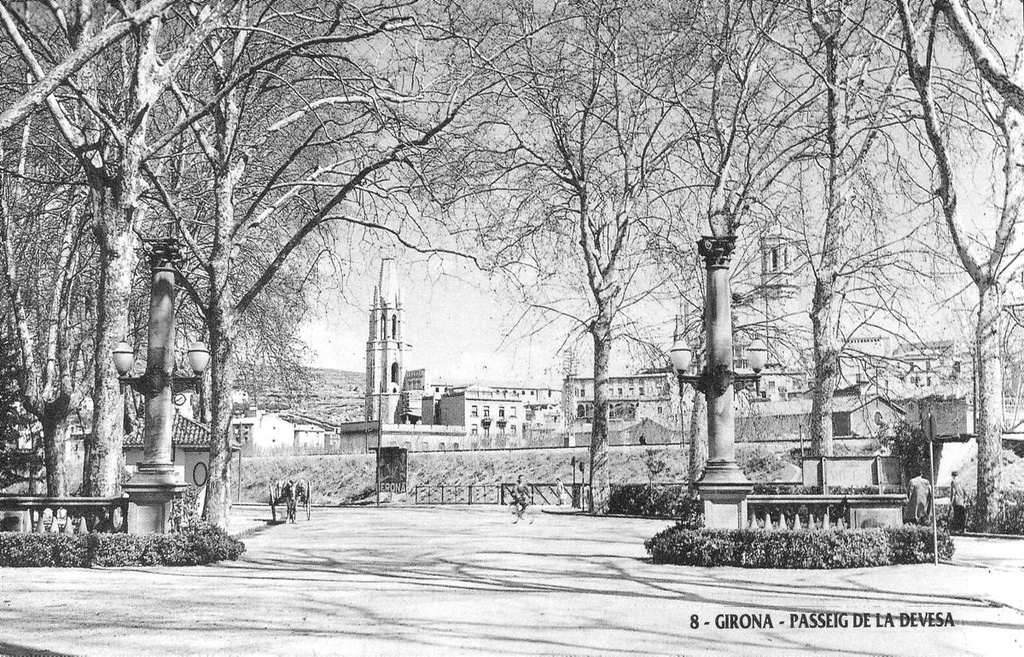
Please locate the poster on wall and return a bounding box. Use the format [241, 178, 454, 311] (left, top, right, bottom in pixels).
[377, 446, 408, 494]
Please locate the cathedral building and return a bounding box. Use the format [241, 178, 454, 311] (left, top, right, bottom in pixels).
[365, 258, 406, 423]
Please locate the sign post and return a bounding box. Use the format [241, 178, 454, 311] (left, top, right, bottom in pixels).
[929, 413, 939, 566]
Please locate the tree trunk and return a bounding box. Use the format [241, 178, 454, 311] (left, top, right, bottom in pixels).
[810, 272, 840, 456]
[41, 411, 70, 496]
[203, 147, 242, 528]
[589, 312, 612, 514]
[687, 385, 707, 488]
[205, 302, 235, 528]
[975, 283, 1003, 532]
[84, 186, 135, 496]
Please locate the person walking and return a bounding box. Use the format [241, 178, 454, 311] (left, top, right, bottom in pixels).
[555, 477, 569, 506]
[905, 472, 932, 526]
[950, 470, 968, 534]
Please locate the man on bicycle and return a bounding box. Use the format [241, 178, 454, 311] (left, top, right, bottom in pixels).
[511, 474, 532, 523]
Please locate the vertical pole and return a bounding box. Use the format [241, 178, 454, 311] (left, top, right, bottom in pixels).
[697, 236, 745, 483]
[236, 449, 241, 503]
[572, 457, 577, 508]
[694, 236, 752, 531]
[376, 386, 383, 508]
[929, 413, 939, 565]
[139, 239, 178, 479]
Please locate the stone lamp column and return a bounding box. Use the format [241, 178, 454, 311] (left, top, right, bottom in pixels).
[696, 236, 753, 528]
[116, 238, 207, 533]
[669, 236, 765, 529]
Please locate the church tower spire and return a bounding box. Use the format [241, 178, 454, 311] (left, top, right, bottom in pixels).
[365, 258, 405, 422]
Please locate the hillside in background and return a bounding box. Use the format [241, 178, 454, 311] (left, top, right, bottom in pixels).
[248, 368, 365, 425]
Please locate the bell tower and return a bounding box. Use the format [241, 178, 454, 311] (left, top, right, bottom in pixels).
[366, 258, 405, 422]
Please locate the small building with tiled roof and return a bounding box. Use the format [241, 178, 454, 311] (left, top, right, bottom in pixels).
[124, 413, 239, 488]
[737, 390, 905, 443]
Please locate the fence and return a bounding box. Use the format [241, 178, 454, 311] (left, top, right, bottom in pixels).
[413, 485, 500, 505]
[412, 483, 588, 507]
[0, 495, 130, 533]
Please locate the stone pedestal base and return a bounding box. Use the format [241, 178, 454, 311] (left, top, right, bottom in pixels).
[123, 472, 186, 534]
[698, 463, 753, 530]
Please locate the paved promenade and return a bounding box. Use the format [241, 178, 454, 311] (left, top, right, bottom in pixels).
[0, 505, 1021, 656]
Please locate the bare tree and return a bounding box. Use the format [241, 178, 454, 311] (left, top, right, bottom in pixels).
[896, 0, 1024, 530]
[0, 151, 92, 495]
[152, 0, 484, 526]
[1, 0, 235, 494]
[0, 0, 179, 132]
[455, 0, 714, 512]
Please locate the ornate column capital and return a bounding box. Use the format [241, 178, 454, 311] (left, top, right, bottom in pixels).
[143, 237, 182, 271]
[697, 235, 737, 270]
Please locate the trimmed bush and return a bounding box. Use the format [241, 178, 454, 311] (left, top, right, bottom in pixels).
[997, 491, 1024, 535]
[169, 485, 204, 531]
[0, 523, 245, 568]
[645, 524, 954, 568]
[608, 484, 703, 526]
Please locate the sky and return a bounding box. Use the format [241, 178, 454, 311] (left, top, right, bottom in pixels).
[298, 255, 575, 386]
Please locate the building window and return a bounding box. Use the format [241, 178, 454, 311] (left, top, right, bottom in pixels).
[511, 425, 517, 435]
[483, 407, 490, 418]
[439, 442, 445, 451]
[510, 407, 517, 417]
[639, 385, 645, 396]
[498, 407, 505, 418]
[382, 312, 388, 338]
[471, 405, 478, 418]
[453, 442, 460, 450]
[657, 406, 664, 415]
[577, 404, 585, 418]
[391, 362, 399, 384]
[471, 426, 478, 436]
[617, 387, 623, 396]
[392, 315, 398, 338]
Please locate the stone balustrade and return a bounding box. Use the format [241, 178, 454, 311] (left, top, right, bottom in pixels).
[0, 496, 130, 534]
[746, 494, 907, 530]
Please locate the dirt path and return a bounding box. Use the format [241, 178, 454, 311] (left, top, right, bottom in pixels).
[0, 506, 1021, 655]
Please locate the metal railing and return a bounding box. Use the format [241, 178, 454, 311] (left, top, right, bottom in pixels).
[0, 495, 130, 533]
[412, 483, 587, 507]
[413, 485, 500, 505]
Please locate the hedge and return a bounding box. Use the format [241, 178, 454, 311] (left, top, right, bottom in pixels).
[608, 484, 703, 526]
[0, 523, 245, 568]
[645, 525, 954, 569]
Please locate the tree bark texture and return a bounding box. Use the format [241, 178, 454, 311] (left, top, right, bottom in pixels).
[975, 284, 1003, 532]
[41, 414, 71, 496]
[85, 186, 137, 496]
[205, 301, 235, 528]
[810, 273, 841, 456]
[807, 6, 845, 459]
[589, 314, 613, 514]
[687, 386, 707, 488]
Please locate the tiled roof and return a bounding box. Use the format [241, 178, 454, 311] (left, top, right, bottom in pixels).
[123, 413, 212, 448]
